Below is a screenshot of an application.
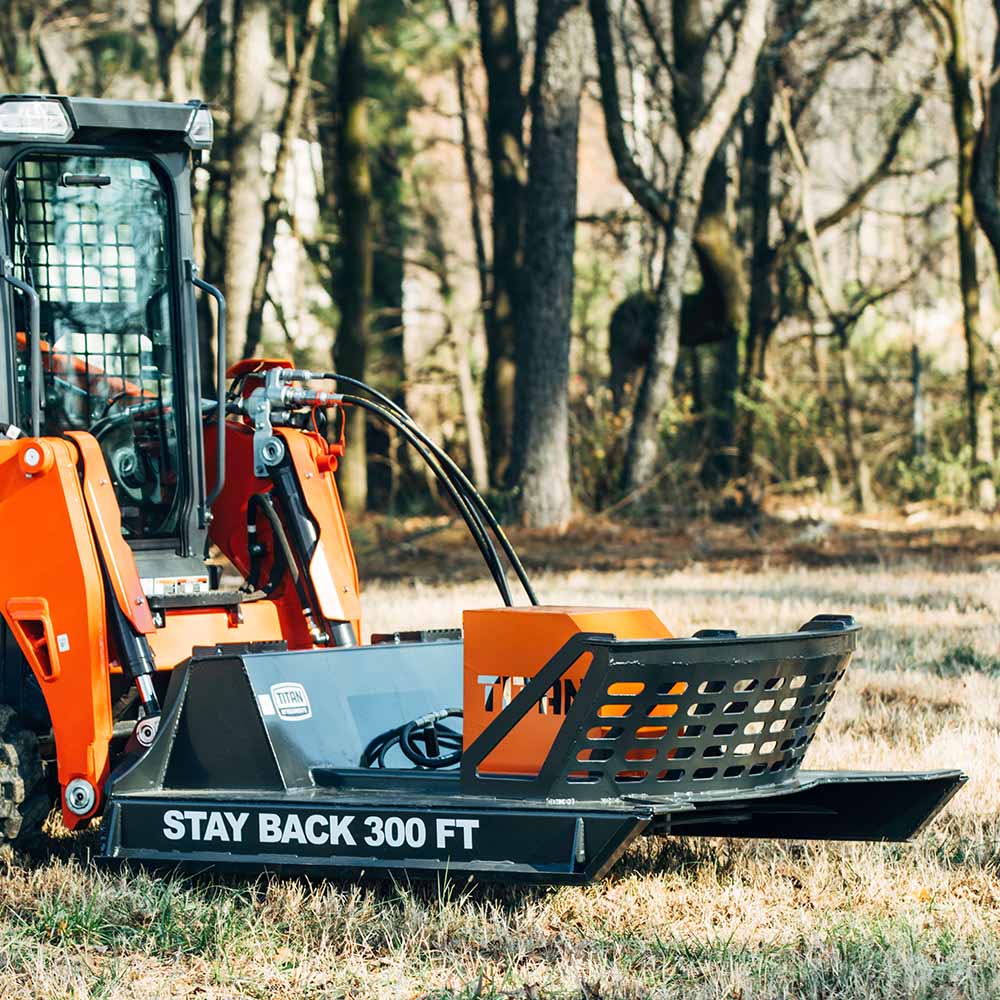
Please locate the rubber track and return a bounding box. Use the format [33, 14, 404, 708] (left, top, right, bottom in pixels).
[0, 704, 50, 845]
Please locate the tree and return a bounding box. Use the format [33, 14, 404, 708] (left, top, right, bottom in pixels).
[444, 0, 492, 493]
[974, 2, 1000, 277]
[243, 0, 327, 359]
[478, 0, 527, 484]
[922, 0, 996, 511]
[222, 0, 272, 359]
[738, 0, 933, 485]
[332, 0, 373, 514]
[511, 0, 588, 527]
[149, 0, 200, 100]
[590, 0, 770, 492]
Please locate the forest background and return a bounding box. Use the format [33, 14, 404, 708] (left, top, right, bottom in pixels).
[7, 0, 1000, 529]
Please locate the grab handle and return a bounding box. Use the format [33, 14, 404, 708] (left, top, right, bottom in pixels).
[187, 261, 227, 511]
[1, 257, 42, 437]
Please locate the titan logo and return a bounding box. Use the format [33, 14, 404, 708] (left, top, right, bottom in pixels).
[270, 682, 312, 721]
[478, 675, 578, 716]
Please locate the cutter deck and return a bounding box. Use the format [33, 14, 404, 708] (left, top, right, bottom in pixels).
[100, 620, 965, 884]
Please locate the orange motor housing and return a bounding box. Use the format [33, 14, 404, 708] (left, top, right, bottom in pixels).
[463, 606, 672, 775]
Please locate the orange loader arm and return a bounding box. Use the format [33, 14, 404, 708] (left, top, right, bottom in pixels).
[0, 436, 114, 829]
[0, 419, 364, 828]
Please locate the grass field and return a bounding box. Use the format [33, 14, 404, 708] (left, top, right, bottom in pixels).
[2, 539, 999, 998]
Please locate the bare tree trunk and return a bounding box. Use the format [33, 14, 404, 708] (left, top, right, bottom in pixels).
[195, 0, 227, 390]
[935, 0, 996, 510]
[243, 0, 326, 358]
[444, 0, 490, 313]
[454, 332, 490, 492]
[973, 0, 1000, 268]
[697, 151, 747, 484]
[912, 344, 927, 457]
[589, 0, 769, 491]
[838, 330, 874, 511]
[971, 0, 1000, 507]
[444, 0, 491, 493]
[223, 0, 271, 360]
[478, 0, 526, 484]
[333, 0, 372, 514]
[779, 90, 875, 511]
[625, 197, 700, 489]
[512, 0, 587, 527]
[1, 2, 25, 90]
[739, 53, 776, 479]
[201, 0, 226, 101]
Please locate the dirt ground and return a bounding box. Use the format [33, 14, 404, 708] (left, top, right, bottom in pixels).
[354, 503, 1000, 585]
[2, 510, 999, 998]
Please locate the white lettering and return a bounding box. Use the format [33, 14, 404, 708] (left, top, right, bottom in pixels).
[259, 813, 282, 843]
[203, 812, 229, 842]
[282, 814, 307, 845]
[384, 816, 405, 847]
[405, 817, 426, 848]
[436, 817, 478, 850]
[186, 810, 208, 840]
[436, 817, 455, 849]
[163, 809, 185, 841]
[166, 809, 459, 852]
[455, 818, 479, 849]
[226, 812, 249, 842]
[305, 815, 328, 845]
[329, 814, 356, 846]
[364, 816, 385, 847]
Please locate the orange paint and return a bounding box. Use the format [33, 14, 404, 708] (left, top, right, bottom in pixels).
[147, 599, 289, 668]
[463, 606, 672, 775]
[0, 437, 113, 827]
[66, 432, 155, 635]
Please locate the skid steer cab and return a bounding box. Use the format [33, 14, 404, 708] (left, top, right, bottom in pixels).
[0, 95, 965, 883]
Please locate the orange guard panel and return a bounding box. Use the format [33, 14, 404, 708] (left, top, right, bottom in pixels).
[463, 606, 672, 775]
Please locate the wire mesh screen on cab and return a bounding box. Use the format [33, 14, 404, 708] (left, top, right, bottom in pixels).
[6, 154, 183, 541]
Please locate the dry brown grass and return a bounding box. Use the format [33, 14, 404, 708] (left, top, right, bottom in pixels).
[1, 557, 999, 998]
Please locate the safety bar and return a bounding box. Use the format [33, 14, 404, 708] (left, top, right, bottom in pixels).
[187, 261, 227, 510]
[1, 256, 42, 437]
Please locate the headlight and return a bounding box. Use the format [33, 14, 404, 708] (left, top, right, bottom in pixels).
[0, 99, 74, 142]
[186, 107, 214, 149]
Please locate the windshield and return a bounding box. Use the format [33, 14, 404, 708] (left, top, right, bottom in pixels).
[5, 153, 182, 541]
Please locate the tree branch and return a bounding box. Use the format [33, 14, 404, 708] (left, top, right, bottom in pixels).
[632, 0, 678, 94]
[775, 73, 932, 263]
[690, 0, 769, 163]
[705, 0, 747, 48]
[589, 0, 673, 227]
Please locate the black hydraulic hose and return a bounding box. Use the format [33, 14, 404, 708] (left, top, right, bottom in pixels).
[245, 492, 292, 595]
[315, 372, 538, 606]
[338, 394, 514, 606]
[360, 709, 463, 769]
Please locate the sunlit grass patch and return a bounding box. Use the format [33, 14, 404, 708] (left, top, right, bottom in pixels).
[0, 559, 996, 998]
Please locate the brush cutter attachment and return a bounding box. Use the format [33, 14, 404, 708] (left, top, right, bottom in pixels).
[100, 614, 964, 884]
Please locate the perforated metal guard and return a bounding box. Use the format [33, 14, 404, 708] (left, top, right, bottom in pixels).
[462, 619, 858, 801]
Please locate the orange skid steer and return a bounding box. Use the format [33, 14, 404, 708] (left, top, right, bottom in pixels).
[0, 95, 964, 882]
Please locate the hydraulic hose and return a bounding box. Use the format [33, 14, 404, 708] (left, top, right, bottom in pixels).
[338, 393, 514, 606]
[360, 709, 463, 770]
[311, 372, 538, 606]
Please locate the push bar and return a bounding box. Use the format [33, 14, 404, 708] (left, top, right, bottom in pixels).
[187, 261, 227, 510]
[1, 256, 42, 437]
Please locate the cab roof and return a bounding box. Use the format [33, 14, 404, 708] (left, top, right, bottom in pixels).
[0, 95, 212, 151]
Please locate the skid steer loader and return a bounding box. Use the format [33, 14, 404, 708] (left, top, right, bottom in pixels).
[0, 94, 964, 883]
